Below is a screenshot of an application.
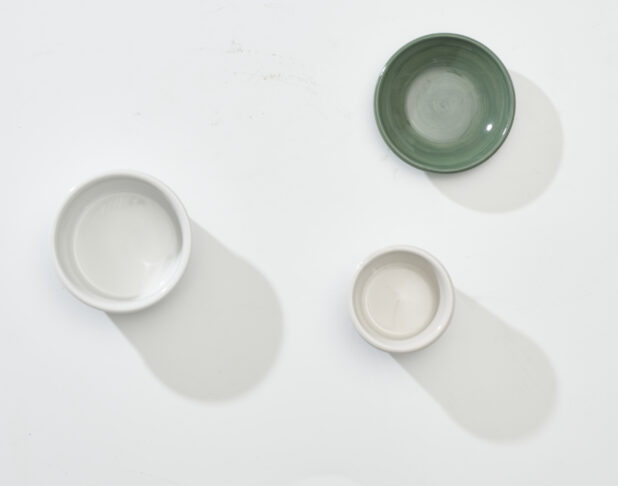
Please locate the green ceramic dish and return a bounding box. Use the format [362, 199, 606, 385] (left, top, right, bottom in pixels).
[374, 33, 515, 173]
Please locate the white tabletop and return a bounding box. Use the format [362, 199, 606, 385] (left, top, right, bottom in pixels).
[2, 1, 617, 484]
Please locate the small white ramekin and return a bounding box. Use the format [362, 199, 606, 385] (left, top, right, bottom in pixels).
[350, 245, 455, 353]
[53, 171, 191, 313]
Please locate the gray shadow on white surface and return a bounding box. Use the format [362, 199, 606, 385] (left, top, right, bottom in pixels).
[108, 221, 282, 401]
[393, 292, 557, 441]
[427, 73, 562, 212]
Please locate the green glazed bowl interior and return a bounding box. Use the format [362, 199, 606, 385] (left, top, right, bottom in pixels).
[374, 33, 515, 173]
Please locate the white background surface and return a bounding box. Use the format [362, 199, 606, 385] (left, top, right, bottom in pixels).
[2, 0, 617, 484]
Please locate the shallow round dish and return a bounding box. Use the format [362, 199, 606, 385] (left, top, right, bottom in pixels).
[374, 33, 515, 172]
[350, 246, 454, 352]
[53, 172, 191, 313]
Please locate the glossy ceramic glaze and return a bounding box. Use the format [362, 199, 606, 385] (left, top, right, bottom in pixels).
[375, 33, 515, 172]
[350, 246, 454, 352]
[53, 172, 191, 313]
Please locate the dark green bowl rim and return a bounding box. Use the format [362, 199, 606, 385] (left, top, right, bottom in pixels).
[374, 33, 516, 173]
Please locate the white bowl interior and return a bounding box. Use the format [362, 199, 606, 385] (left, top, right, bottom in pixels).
[54, 174, 189, 311]
[351, 248, 454, 352]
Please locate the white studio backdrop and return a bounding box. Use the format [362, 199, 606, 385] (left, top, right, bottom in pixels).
[1, 0, 617, 485]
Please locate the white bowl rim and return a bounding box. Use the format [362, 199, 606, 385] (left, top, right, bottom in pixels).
[349, 245, 455, 353]
[52, 170, 192, 313]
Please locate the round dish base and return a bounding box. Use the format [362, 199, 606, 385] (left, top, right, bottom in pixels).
[406, 67, 480, 144]
[362, 262, 439, 339]
[72, 191, 181, 299]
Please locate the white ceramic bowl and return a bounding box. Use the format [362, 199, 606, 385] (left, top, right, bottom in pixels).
[53, 172, 191, 313]
[350, 246, 455, 352]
